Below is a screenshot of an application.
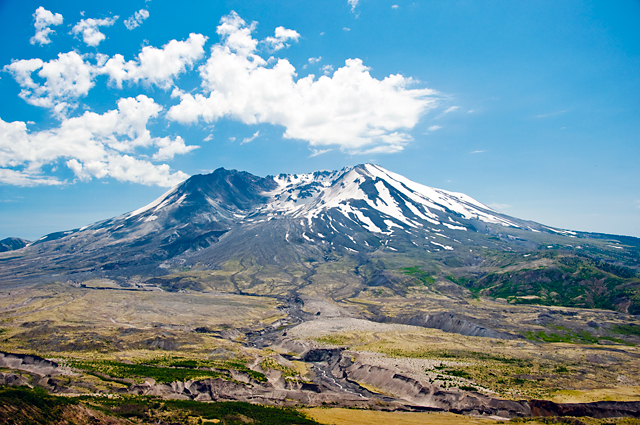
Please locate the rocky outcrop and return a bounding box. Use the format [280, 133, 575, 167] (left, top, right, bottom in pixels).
[341, 355, 529, 417]
[0, 372, 30, 387]
[0, 351, 60, 376]
[123, 377, 373, 408]
[525, 399, 640, 419]
[376, 312, 518, 339]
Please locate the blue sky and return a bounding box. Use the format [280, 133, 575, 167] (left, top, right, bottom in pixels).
[1, 0, 639, 240]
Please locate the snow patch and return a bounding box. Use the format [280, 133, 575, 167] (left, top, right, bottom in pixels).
[443, 223, 466, 231]
[430, 241, 454, 251]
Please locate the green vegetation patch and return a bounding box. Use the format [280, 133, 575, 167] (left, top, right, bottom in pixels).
[386, 348, 532, 366]
[613, 323, 640, 337]
[73, 359, 226, 384]
[401, 266, 435, 285]
[73, 356, 268, 384]
[0, 386, 77, 424]
[0, 386, 319, 425]
[449, 253, 640, 313]
[315, 334, 350, 346]
[524, 326, 631, 346]
[84, 394, 319, 424]
[260, 357, 298, 378]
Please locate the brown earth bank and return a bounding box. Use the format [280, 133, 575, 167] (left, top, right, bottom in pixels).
[2, 347, 640, 420]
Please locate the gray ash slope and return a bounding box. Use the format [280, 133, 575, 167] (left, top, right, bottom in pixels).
[1, 164, 639, 311]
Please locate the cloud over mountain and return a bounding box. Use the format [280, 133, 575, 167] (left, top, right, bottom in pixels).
[168, 12, 437, 154]
[0, 96, 189, 186]
[2, 8, 438, 187]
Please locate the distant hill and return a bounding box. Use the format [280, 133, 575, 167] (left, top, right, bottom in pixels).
[0, 237, 30, 253]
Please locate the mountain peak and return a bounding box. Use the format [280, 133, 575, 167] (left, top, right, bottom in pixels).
[7, 164, 636, 287]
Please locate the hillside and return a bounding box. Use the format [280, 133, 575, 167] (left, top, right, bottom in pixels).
[1, 164, 639, 421]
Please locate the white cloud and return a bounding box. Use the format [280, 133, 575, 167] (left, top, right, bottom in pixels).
[71, 16, 118, 47]
[443, 106, 459, 114]
[348, 0, 359, 12]
[0, 168, 63, 186]
[30, 7, 63, 46]
[428, 125, 442, 131]
[216, 12, 257, 57]
[321, 64, 334, 75]
[308, 57, 322, 64]
[343, 27, 351, 31]
[4, 51, 95, 118]
[470, 150, 485, 154]
[264, 26, 300, 52]
[152, 136, 199, 160]
[241, 130, 260, 144]
[5, 34, 207, 116]
[392, 5, 399, 9]
[0, 95, 193, 187]
[309, 148, 331, 157]
[167, 12, 437, 154]
[124, 9, 150, 30]
[100, 33, 207, 89]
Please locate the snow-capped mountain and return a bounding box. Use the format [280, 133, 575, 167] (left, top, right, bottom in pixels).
[260, 164, 520, 230]
[112, 163, 527, 239]
[1, 164, 636, 283]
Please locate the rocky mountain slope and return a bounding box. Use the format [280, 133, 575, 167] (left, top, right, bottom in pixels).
[1, 164, 639, 313]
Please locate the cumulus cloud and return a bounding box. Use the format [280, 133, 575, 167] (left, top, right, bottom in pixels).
[4, 52, 95, 118]
[392, 5, 399, 9]
[30, 7, 63, 46]
[5, 34, 207, 116]
[168, 12, 437, 154]
[0, 95, 193, 187]
[124, 9, 150, 30]
[71, 16, 118, 46]
[308, 57, 322, 64]
[348, 0, 359, 12]
[264, 26, 300, 51]
[152, 136, 198, 160]
[100, 33, 207, 89]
